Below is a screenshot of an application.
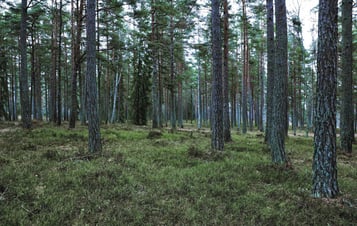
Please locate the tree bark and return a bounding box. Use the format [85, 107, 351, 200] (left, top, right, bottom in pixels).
[270, 0, 287, 164]
[340, 0, 353, 154]
[211, 0, 224, 151]
[86, 0, 102, 153]
[242, 0, 248, 134]
[20, 0, 32, 129]
[223, 0, 231, 141]
[312, 0, 339, 198]
[265, 0, 274, 143]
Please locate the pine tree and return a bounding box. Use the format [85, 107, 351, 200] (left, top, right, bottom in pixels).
[20, 0, 32, 129]
[86, 0, 102, 153]
[340, 0, 353, 155]
[211, 0, 224, 151]
[270, 0, 287, 164]
[312, 0, 339, 198]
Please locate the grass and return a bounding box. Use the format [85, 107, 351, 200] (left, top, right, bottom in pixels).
[0, 122, 356, 225]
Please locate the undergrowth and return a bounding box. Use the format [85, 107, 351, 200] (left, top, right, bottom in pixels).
[0, 122, 356, 225]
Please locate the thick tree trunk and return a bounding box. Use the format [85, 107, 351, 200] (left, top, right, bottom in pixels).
[69, 0, 84, 128]
[340, 0, 353, 154]
[86, 0, 102, 153]
[312, 0, 339, 198]
[270, 0, 287, 164]
[211, 0, 224, 151]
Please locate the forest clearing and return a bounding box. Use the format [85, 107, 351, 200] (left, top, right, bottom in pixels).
[0, 122, 356, 225]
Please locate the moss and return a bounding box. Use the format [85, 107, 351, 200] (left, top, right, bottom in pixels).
[0, 123, 356, 225]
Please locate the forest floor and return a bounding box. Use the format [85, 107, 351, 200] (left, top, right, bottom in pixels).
[0, 121, 356, 225]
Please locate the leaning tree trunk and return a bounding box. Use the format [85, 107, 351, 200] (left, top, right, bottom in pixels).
[312, 0, 339, 198]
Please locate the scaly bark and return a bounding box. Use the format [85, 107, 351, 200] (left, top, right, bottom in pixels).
[312, 0, 339, 198]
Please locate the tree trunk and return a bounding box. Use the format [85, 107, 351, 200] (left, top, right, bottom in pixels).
[265, 0, 274, 143]
[340, 0, 353, 154]
[270, 0, 287, 164]
[169, 5, 176, 130]
[57, 0, 63, 126]
[20, 0, 32, 129]
[110, 71, 121, 123]
[259, 49, 264, 132]
[242, 0, 248, 134]
[151, 0, 160, 128]
[312, 0, 339, 198]
[211, 0, 224, 151]
[86, 0, 102, 153]
[50, 0, 58, 123]
[69, 0, 83, 128]
[223, 0, 231, 141]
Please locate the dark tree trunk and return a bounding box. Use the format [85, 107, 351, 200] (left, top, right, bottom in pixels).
[340, 0, 353, 154]
[69, 0, 84, 128]
[151, 0, 160, 129]
[242, 0, 248, 134]
[265, 0, 274, 143]
[211, 0, 224, 151]
[57, 0, 63, 126]
[223, 0, 231, 141]
[169, 7, 176, 130]
[312, 0, 339, 198]
[270, 0, 287, 163]
[86, 0, 102, 153]
[259, 50, 264, 132]
[50, 0, 58, 123]
[20, 0, 32, 129]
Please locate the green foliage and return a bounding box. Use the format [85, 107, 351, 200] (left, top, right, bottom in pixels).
[0, 123, 356, 225]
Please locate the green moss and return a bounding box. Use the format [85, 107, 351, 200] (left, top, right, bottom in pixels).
[0, 123, 355, 225]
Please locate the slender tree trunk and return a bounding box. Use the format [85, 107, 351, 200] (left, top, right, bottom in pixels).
[242, 0, 249, 134]
[211, 0, 224, 151]
[178, 79, 183, 128]
[223, 0, 231, 141]
[50, 0, 58, 123]
[312, 0, 339, 198]
[259, 50, 264, 132]
[20, 0, 32, 129]
[265, 0, 274, 142]
[86, 0, 102, 152]
[169, 4, 176, 130]
[197, 55, 202, 129]
[340, 0, 353, 154]
[151, 0, 160, 128]
[57, 0, 62, 126]
[110, 71, 121, 123]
